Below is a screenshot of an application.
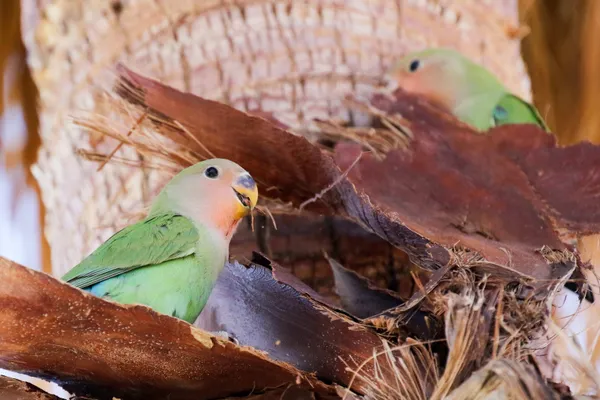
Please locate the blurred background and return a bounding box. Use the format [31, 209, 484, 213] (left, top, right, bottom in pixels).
[0, 0, 46, 273]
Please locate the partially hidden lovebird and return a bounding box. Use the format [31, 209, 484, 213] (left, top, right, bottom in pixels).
[62, 158, 258, 324]
[388, 48, 549, 132]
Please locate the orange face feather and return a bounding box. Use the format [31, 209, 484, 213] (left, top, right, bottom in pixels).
[389, 49, 466, 111]
[151, 159, 258, 240]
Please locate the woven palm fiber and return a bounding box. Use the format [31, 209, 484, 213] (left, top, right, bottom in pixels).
[21, 0, 531, 280]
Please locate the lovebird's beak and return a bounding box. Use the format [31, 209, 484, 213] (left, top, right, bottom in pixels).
[232, 173, 258, 218]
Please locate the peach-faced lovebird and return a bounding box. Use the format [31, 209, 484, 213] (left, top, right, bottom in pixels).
[389, 48, 549, 132]
[62, 159, 258, 324]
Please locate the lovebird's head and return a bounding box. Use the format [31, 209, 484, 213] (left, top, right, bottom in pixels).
[152, 158, 258, 237]
[388, 48, 470, 109]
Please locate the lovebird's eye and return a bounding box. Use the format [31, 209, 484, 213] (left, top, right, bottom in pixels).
[409, 59, 420, 72]
[204, 166, 219, 179]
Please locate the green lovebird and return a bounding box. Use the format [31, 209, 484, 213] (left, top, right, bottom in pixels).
[62, 159, 258, 324]
[388, 48, 549, 132]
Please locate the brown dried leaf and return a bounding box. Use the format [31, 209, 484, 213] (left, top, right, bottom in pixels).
[195, 257, 388, 395]
[114, 64, 341, 214]
[111, 65, 598, 296]
[0, 257, 335, 400]
[352, 92, 588, 261]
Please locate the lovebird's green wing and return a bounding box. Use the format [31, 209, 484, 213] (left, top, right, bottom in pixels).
[62, 214, 198, 289]
[454, 92, 504, 131]
[492, 93, 549, 131]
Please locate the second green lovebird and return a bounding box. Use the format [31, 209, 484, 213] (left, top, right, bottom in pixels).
[389, 48, 549, 132]
[62, 159, 258, 324]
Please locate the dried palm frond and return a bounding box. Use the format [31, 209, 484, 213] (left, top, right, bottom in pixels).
[344, 339, 439, 400]
[548, 320, 600, 397]
[445, 358, 561, 400]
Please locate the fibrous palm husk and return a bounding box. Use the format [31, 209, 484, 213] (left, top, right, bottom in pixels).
[0, 257, 343, 399]
[445, 358, 562, 400]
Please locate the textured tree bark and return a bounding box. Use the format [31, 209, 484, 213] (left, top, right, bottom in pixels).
[20, 0, 531, 277]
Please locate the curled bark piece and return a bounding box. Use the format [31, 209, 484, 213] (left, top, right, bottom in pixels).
[326, 256, 441, 340]
[0, 257, 335, 400]
[196, 258, 387, 394]
[112, 66, 600, 295]
[328, 256, 404, 318]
